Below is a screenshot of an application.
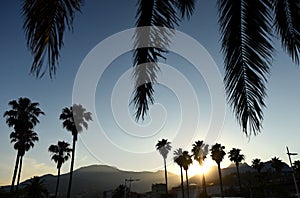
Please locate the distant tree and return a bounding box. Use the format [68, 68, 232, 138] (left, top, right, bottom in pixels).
[182, 150, 193, 198]
[3, 97, 44, 192]
[155, 139, 172, 196]
[174, 148, 185, 198]
[112, 184, 129, 198]
[24, 176, 48, 198]
[228, 148, 245, 193]
[60, 104, 92, 198]
[251, 158, 264, 173]
[191, 140, 209, 195]
[48, 141, 72, 198]
[210, 143, 226, 198]
[271, 157, 283, 173]
[293, 160, 300, 178]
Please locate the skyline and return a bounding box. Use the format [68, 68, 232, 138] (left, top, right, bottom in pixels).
[1, 0, 300, 187]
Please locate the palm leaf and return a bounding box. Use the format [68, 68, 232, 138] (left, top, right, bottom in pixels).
[273, 0, 300, 64]
[218, 0, 274, 135]
[133, 0, 195, 120]
[22, 0, 82, 78]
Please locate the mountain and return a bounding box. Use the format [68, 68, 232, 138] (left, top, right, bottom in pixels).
[2, 165, 180, 197]
[1, 161, 292, 197]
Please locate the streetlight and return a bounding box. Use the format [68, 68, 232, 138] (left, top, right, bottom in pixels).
[286, 146, 299, 197]
[124, 177, 140, 198]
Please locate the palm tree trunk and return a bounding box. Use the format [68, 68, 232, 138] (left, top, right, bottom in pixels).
[180, 167, 184, 198]
[163, 158, 168, 196]
[236, 163, 242, 193]
[10, 154, 20, 192]
[55, 168, 61, 198]
[185, 170, 189, 198]
[202, 172, 207, 195]
[16, 155, 23, 192]
[67, 136, 76, 198]
[217, 163, 224, 198]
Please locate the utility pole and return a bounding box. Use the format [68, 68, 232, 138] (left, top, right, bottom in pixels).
[124, 177, 140, 198]
[286, 146, 299, 197]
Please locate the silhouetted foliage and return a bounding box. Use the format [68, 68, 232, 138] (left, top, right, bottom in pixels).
[251, 158, 264, 173]
[210, 143, 226, 198]
[156, 139, 171, 195]
[3, 97, 44, 193]
[60, 104, 92, 198]
[49, 140, 72, 198]
[24, 176, 48, 198]
[228, 148, 245, 193]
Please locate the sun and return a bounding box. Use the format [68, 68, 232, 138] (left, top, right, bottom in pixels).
[187, 159, 215, 177]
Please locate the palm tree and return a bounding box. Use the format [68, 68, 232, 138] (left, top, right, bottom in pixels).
[22, 1, 300, 137]
[174, 148, 185, 198]
[182, 151, 192, 198]
[210, 143, 226, 198]
[3, 97, 44, 192]
[48, 141, 72, 198]
[228, 148, 245, 193]
[24, 176, 48, 198]
[191, 140, 209, 195]
[59, 104, 92, 198]
[251, 158, 264, 173]
[271, 157, 284, 173]
[155, 139, 172, 196]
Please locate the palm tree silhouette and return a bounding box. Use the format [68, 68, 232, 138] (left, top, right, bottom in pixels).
[48, 141, 72, 198]
[182, 150, 192, 198]
[21, 1, 300, 136]
[59, 104, 92, 198]
[24, 176, 48, 198]
[271, 157, 284, 173]
[174, 148, 185, 198]
[228, 148, 245, 193]
[210, 143, 226, 198]
[3, 97, 44, 192]
[155, 139, 172, 196]
[191, 140, 209, 195]
[251, 158, 264, 173]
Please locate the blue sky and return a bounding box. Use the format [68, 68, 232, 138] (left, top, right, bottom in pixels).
[1, 0, 300, 186]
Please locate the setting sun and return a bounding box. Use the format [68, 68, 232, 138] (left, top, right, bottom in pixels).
[187, 159, 216, 178]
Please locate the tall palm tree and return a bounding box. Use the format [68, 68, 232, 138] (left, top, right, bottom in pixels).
[191, 140, 209, 195]
[271, 157, 284, 173]
[174, 148, 185, 198]
[24, 176, 48, 198]
[182, 151, 192, 198]
[22, 1, 300, 137]
[60, 104, 92, 198]
[155, 139, 172, 196]
[48, 141, 72, 198]
[228, 148, 245, 193]
[3, 97, 44, 192]
[210, 143, 226, 198]
[251, 158, 264, 173]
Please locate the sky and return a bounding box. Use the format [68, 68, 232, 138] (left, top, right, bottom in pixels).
[1, 0, 300, 186]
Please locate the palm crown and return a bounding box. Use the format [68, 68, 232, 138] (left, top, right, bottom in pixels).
[49, 141, 72, 169]
[156, 139, 172, 159]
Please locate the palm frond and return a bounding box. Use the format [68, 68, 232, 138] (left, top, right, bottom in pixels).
[273, 0, 300, 64]
[133, 0, 195, 120]
[22, 0, 83, 78]
[218, 0, 274, 136]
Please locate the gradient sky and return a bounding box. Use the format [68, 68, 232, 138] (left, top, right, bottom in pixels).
[1, 0, 300, 186]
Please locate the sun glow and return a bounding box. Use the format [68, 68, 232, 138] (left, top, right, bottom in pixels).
[187, 159, 215, 177]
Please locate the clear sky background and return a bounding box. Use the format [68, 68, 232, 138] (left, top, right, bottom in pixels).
[1, 0, 300, 186]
